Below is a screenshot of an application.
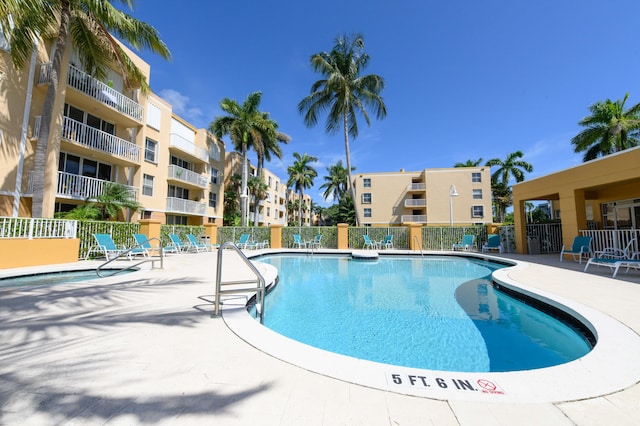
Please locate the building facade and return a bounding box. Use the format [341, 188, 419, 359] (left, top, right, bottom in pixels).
[353, 167, 493, 226]
[0, 31, 225, 224]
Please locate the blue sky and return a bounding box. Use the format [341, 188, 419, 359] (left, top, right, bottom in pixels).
[124, 0, 640, 206]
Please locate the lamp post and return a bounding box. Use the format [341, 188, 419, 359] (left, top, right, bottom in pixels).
[449, 185, 459, 226]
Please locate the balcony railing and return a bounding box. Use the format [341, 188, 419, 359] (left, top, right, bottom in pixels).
[404, 199, 427, 207]
[401, 215, 427, 223]
[166, 197, 206, 215]
[55, 172, 138, 200]
[407, 183, 426, 191]
[167, 165, 208, 188]
[62, 116, 140, 162]
[169, 133, 208, 162]
[39, 63, 143, 122]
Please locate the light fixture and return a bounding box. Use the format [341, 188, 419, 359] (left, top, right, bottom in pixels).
[449, 185, 459, 226]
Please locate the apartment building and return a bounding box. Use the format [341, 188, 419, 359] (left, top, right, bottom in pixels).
[353, 167, 492, 226]
[0, 31, 224, 224]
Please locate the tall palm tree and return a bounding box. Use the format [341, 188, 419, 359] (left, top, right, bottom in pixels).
[485, 151, 533, 184]
[298, 34, 386, 225]
[253, 113, 291, 179]
[287, 152, 318, 227]
[2, 0, 171, 218]
[454, 158, 483, 167]
[210, 92, 276, 226]
[319, 160, 353, 203]
[247, 175, 268, 226]
[491, 181, 512, 223]
[571, 93, 640, 161]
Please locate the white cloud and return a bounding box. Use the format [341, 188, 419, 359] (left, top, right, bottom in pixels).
[158, 89, 205, 126]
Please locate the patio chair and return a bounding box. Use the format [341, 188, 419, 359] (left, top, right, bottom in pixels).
[133, 233, 177, 256]
[236, 233, 258, 249]
[363, 234, 377, 250]
[584, 238, 638, 276]
[452, 234, 474, 251]
[85, 233, 130, 260]
[560, 236, 592, 264]
[169, 233, 194, 253]
[185, 233, 211, 252]
[481, 234, 503, 254]
[292, 234, 306, 249]
[309, 234, 323, 249]
[379, 235, 394, 250]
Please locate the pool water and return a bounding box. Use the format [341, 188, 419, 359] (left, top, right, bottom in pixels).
[0, 269, 132, 288]
[256, 255, 592, 372]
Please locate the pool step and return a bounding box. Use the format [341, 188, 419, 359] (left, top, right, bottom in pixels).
[352, 250, 379, 260]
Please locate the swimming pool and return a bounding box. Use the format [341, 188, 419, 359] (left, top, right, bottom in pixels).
[0, 269, 134, 288]
[254, 254, 592, 372]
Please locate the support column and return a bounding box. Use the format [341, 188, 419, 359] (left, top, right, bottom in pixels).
[513, 199, 527, 254]
[270, 224, 283, 249]
[139, 219, 162, 242]
[406, 223, 422, 250]
[337, 223, 349, 249]
[204, 223, 218, 245]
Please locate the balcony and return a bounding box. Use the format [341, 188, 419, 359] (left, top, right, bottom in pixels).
[404, 199, 427, 208]
[166, 197, 206, 216]
[167, 165, 208, 188]
[39, 63, 143, 122]
[169, 133, 208, 163]
[27, 171, 138, 200]
[407, 183, 426, 191]
[60, 116, 140, 163]
[401, 215, 427, 223]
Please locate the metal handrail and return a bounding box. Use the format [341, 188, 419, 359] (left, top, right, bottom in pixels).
[96, 237, 165, 277]
[215, 242, 266, 323]
[413, 235, 424, 256]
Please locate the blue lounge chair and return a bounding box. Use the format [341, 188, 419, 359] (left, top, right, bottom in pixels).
[292, 234, 306, 249]
[186, 233, 210, 252]
[560, 236, 592, 264]
[379, 234, 394, 250]
[85, 233, 130, 260]
[584, 238, 638, 276]
[453, 234, 474, 251]
[133, 233, 177, 256]
[309, 234, 322, 249]
[169, 233, 193, 253]
[236, 233, 258, 249]
[482, 234, 503, 254]
[363, 234, 377, 249]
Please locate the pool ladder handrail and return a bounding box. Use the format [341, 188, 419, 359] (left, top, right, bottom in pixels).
[214, 242, 266, 324]
[413, 235, 424, 256]
[96, 237, 165, 278]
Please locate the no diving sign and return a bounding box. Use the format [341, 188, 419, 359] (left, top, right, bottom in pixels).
[387, 373, 505, 395]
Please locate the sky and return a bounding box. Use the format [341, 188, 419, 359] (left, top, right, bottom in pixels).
[122, 0, 640, 206]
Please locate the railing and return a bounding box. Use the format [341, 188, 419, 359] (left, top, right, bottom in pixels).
[0, 217, 77, 239]
[167, 165, 208, 188]
[214, 242, 266, 323]
[579, 229, 640, 254]
[169, 133, 208, 162]
[407, 183, 426, 191]
[401, 215, 427, 223]
[43, 171, 138, 200]
[37, 63, 52, 85]
[348, 227, 409, 249]
[422, 226, 488, 251]
[165, 197, 206, 215]
[62, 116, 140, 162]
[32, 115, 41, 138]
[96, 237, 164, 277]
[404, 199, 427, 207]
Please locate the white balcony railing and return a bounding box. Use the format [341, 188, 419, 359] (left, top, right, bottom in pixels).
[39, 63, 143, 121]
[52, 172, 138, 201]
[62, 116, 140, 162]
[407, 183, 426, 191]
[169, 133, 208, 162]
[0, 217, 77, 239]
[166, 197, 206, 215]
[404, 199, 427, 207]
[401, 215, 427, 223]
[167, 165, 208, 188]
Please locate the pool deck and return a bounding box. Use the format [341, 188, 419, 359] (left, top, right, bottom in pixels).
[1, 249, 640, 425]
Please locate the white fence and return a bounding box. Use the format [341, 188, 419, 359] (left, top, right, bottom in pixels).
[579, 229, 640, 254]
[0, 217, 77, 239]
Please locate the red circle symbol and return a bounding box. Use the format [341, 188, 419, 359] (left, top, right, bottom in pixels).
[477, 379, 497, 391]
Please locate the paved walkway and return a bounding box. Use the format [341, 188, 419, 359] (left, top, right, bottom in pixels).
[1, 250, 639, 425]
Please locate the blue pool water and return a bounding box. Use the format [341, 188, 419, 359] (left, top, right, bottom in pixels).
[255, 255, 592, 372]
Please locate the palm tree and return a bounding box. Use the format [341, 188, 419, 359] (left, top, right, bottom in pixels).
[287, 152, 318, 227]
[253, 113, 291, 179]
[2, 1, 170, 218]
[491, 181, 512, 223]
[571, 93, 640, 161]
[454, 158, 483, 167]
[96, 182, 141, 221]
[485, 151, 533, 184]
[247, 175, 268, 226]
[319, 161, 353, 203]
[210, 92, 276, 226]
[298, 34, 386, 225]
[223, 173, 242, 225]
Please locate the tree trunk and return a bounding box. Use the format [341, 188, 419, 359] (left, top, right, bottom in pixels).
[298, 189, 303, 227]
[240, 143, 248, 226]
[343, 112, 360, 226]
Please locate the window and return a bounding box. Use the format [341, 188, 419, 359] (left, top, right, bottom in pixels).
[473, 189, 483, 199]
[209, 192, 217, 208]
[142, 174, 154, 196]
[167, 185, 189, 199]
[362, 193, 372, 204]
[166, 215, 187, 225]
[267, 207, 271, 217]
[208, 142, 220, 161]
[170, 155, 192, 171]
[144, 138, 157, 163]
[364, 208, 372, 218]
[210, 167, 219, 185]
[472, 172, 482, 183]
[472, 205, 484, 217]
[141, 210, 152, 219]
[268, 176, 272, 187]
[58, 152, 112, 180]
[363, 178, 371, 188]
[63, 104, 115, 135]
